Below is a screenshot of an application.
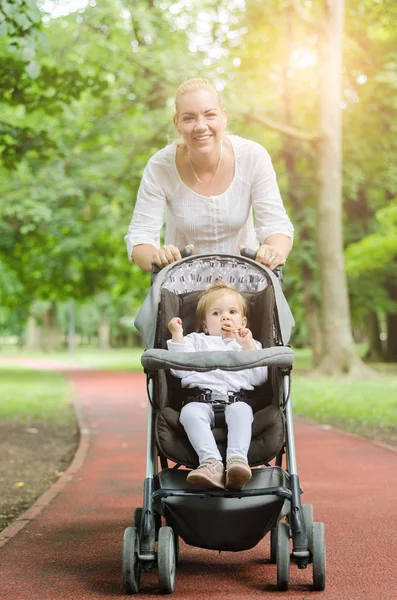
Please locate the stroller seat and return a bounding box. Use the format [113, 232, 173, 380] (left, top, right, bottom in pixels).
[152, 282, 286, 469]
[157, 398, 284, 468]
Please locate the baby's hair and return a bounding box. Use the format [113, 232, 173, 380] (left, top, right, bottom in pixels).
[175, 78, 223, 115]
[195, 280, 247, 332]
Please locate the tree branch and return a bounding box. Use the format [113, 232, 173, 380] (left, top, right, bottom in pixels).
[241, 112, 320, 142]
[289, 0, 318, 29]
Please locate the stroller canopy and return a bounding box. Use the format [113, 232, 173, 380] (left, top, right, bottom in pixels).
[135, 254, 295, 349]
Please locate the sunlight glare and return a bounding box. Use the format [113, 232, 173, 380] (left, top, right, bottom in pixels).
[41, 0, 90, 18]
[291, 48, 317, 69]
[357, 74, 367, 85]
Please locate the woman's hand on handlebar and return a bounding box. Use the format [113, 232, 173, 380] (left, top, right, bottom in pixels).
[151, 244, 194, 269]
[256, 244, 286, 270]
[238, 244, 286, 270]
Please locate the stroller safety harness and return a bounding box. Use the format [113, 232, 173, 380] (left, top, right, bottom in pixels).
[182, 388, 252, 405]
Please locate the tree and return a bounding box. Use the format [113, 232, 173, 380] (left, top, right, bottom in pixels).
[345, 201, 397, 361]
[219, 0, 396, 374]
[0, 0, 207, 344]
[314, 0, 368, 375]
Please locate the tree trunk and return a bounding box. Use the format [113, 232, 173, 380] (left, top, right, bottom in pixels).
[43, 302, 60, 351]
[25, 316, 42, 350]
[364, 311, 384, 362]
[98, 317, 110, 350]
[281, 7, 323, 365]
[315, 0, 371, 376]
[385, 281, 397, 361]
[385, 313, 397, 362]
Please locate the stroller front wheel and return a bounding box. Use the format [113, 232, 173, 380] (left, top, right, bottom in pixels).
[276, 522, 291, 591]
[122, 526, 141, 594]
[269, 525, 278, 563]
[312, 522, 326, 591]
[158, 526, 176, 593]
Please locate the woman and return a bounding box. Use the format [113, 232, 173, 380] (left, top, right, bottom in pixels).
[124, 78, 293, 271]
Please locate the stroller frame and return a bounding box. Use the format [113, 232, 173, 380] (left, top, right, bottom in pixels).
[122, 252, 326, 594]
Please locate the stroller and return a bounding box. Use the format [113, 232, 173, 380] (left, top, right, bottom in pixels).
[122, 250, 326, 594]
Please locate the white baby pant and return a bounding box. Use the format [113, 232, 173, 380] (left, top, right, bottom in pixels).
[179, 401, 254, 464]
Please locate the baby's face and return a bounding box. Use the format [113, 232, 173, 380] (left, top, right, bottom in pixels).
[203, 293, 246, 338]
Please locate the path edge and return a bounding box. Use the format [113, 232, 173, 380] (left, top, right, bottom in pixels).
[0, 375, 90, 548]
[297, 416, 397, 455]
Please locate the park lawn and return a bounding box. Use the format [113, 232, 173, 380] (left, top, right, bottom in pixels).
[0, 365, 74, 423]
[292, 372, 397, 436]
[0, 347, 144, 371]
[1, 348, 397, 443]
[0, 365, 78, 532]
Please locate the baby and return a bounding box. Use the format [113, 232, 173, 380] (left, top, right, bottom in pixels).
[167, 281, 268, 490]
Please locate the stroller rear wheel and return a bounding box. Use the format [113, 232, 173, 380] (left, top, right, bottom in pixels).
[269, 526, 278, 563]
[174, 530, 180, 565]
[302, 504, 314, 554]
[133, 508, 142, 532]
[158, 526, 176, 593]
[312, 522, 326, 590]
[122, 527, 141, 594]
[276, 522, 290, 591]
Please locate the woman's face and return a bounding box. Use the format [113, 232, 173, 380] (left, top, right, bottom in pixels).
[174, 89, 227, 156]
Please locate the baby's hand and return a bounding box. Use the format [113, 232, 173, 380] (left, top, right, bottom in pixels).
[168, 317, 183, 334]
[168, 317, 184, 343]
[236, 327, 256, 350]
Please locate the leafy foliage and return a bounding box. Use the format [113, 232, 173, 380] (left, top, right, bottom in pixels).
[1, 0, 396, 357]
[0, 0, 42, 76]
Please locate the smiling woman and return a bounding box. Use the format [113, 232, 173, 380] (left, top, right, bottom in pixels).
[124, 77, 294, 273]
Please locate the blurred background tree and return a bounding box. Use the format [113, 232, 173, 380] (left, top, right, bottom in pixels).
[0, 0, 396, 370]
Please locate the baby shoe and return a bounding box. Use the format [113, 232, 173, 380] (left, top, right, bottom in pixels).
[225, 456, 252, 490]
[186, 458, 225, 489]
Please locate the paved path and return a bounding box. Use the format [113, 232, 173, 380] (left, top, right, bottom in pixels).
[1, 369, 397, 599]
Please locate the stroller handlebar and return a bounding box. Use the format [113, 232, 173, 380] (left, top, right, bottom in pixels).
[151, 246, 193, 279]
[152, 246, 282, 280]
[239, 247, 283, 281]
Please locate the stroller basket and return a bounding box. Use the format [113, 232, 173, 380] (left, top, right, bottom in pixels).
[153, 466, 291, 552]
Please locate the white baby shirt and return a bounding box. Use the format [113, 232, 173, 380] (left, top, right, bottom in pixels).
[166, 332, 268, 395]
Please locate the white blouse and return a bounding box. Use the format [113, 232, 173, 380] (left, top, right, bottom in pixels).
[124, 135, 293, 260]
[166, 332, 268, 395]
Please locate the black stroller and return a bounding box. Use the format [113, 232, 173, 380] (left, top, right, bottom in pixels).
[122, 251, 326, 593]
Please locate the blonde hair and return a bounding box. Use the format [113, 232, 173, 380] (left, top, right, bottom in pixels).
[175, 78, 223, 116]
[195, 281, 247, 332]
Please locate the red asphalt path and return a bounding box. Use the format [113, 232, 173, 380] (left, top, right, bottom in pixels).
[1, 369, 397, 599]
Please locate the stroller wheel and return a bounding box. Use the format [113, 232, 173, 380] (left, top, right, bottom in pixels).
[174, 531, 180, 565]
[276, 522, 290, 591]
[312, 522, 326, 591]
[158, 526, 176, 593]
[133, 508, 142, 533]
[302, 504, 314, 555]
[122, 527, 141, 594]
[269, 526, 278, 563]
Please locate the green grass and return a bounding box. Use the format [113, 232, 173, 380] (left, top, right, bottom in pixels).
[0, 365, 73, 423]
[292, 373, 397, 433]
[0, 347, 145, 371]
[291, 347, 397, 435]
[291, 347, 313, 372]
[2, 347, 397, 441]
